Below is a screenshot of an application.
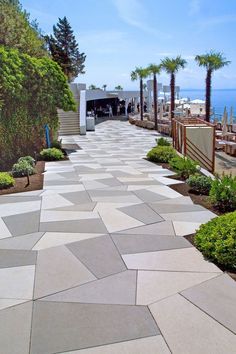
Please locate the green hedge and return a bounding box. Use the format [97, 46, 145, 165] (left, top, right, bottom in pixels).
[40, 148, 64, 161]
[0, 172, 14, 189]
[195, 211, 236, 269]
[169, 155, 199, 179]
[209, 174, 236, 212]
[147, 146, 177, 163]
[187, 174, 212, 195]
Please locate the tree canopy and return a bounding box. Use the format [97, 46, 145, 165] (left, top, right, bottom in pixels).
[0, 0, 47, 57]
[0, 46, 76, 168]
[46, 16, 86, 82]
[195, 51, 230, 72]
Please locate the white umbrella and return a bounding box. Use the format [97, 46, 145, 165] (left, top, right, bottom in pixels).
[222, 107, 228, 136]
[190, 99, 205, 104]
[229, 106, 234, 125]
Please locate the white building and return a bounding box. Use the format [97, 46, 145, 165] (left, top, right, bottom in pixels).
[58, 82, 178, 135]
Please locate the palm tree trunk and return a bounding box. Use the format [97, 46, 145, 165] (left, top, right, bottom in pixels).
[140, 78, 143, 121]
[205, 69, 212, 122]
[153, 73, 158, 130]
[170, 73, 175, 120]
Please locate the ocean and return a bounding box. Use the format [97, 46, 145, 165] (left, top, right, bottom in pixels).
[180, 89, 236, 118]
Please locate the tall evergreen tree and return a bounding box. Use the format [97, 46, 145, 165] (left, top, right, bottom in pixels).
[46, 17, 86, 82]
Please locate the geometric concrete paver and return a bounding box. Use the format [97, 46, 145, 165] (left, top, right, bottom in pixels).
[0, 249, 37, 268]
[0, 301, 33, 354]
[34, 245, 96, 299]
[0, 265, 35, 299]
[67, 235, 126, 278]
[0, 121, 235, 353]
[149, 294, 236, 354]
[117, 220, 175, 235]
[62, 335, 171, 353]
[137, 270, 219, 305]
[42, 270, 137, 305]
[181, 274, 236, 334]
[32, 232, 104, 250]
[118, 203, 163, 224]
[2, 211, 40, 236]
[31, 301, 160, 354]
[0, 232, 44, 250]
[123, 248, 222, 272]
[112, 233, 192, 254]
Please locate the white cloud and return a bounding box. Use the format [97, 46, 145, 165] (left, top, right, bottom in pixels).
[113, 0, 171, 39]
[188, 0, 200, 16]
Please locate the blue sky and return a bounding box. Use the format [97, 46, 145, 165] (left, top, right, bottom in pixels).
[21, 0, 236, 90]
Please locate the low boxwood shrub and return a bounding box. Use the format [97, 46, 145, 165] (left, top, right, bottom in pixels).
[195, 211, 236, 269]
[12, 160, 35, 177]
[18, 156, 35, 167]
[156, 137, 171, 146]
[209, 174, 236, 212]
[147, 146, 177, 163]
[40, 148, 64, 161]
[169, 155, 199, 179]
[187, 174, 213, 195]
[0, 172, 15, 189]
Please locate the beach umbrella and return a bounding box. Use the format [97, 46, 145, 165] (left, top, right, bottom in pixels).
[222, 107, 228, 136]
[190, 99, 205, 104]
[229, 106, 234, 125]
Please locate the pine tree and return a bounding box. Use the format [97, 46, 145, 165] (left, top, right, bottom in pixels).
[46, 17, 86, 82]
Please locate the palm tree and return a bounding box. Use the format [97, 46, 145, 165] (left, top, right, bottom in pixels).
[131, 67, 149, 120]
[115, 85, 123, 90]
[147, 64, 162, 130]
[195, 51, 230, 122]
[161, 56, 187, 123]
[102, 84, 107, 91]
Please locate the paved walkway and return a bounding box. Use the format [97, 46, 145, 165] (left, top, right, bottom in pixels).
[0, 121, 235, 353]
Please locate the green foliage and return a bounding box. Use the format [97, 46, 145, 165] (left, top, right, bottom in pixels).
[169, 155, 199, 179]
[187, 174, 212, 195]
[0, 172, 14, 189]
[0, 0, 46, 57]
[18, 156, 35, 166]
[161, 56, 187, 74]
[209, 174, 236, 212]
[195, 211, 236, 269]
[12, 160, 35, 177]
[147, 146, 177, 163]
[51, 139, 62, 150]
[131, 67, 149, 81]
[45, 16, 86, 82]
[156, 137, 171, 146]
[195, 51, 230, 71]
[0, 46, 76, 169]
[40, 148, 64, 161]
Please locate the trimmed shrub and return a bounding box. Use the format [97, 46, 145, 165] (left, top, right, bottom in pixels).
[147, 146, 177, 163]
[12, 160, 35, 177]
[18, 156, 36, 167]
[195, 211, 236, 269]
[40, 148, 64, 161]
[0, 172, 14, 189]
[169, 155, 199, 179]
[187, 174, 212, 195]
[156, 137, 171, 146]
[209, 174, 236, 212]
